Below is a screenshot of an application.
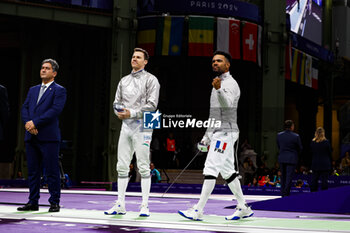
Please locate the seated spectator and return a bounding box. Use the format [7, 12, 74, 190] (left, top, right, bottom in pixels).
[271, 171, 281, 188]
[340, 152, 350, 175]
[297, 165, 309, 175]
[270, 162, 280, 178]
[295, 179, 303, 188]
[240, 149, 258, 169]
[248, 177, 258, 187]
[265, 175, 275, 186]
[258, 175, 275, 187]
[239, 157, 255, 185]
[258, 176, 266, 186]
[150, 163, 161, 183]
[256, 163, 270, 179]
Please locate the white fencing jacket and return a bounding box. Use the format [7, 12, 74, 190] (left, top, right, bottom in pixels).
[203, 71, 240, 143]
[114, 69, 160, 130]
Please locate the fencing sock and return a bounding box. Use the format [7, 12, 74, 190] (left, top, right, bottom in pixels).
[197, 179, 216, 211]
[227, 178, 246, 207]
[117, 177, 129, 203]
[141, 176, 151, 206]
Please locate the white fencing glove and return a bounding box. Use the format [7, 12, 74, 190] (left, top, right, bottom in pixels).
[197, 135, 210, 152]
[197, 142, 209, 152]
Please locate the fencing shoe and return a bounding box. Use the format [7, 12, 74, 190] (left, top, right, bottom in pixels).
[225, 204, 253, 220]
[139, 204, 150, 217]
[104, 201, 126, 215]
[178, 204, 203, 221]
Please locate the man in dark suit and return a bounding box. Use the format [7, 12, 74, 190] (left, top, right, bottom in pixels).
[0, 84, 9, 142]
[19, 59, 66, 212]
[277, 120, 302, 197]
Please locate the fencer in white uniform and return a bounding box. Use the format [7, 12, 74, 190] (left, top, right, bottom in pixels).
[178, 51, 253, 221]
[105, 48, 160, 217]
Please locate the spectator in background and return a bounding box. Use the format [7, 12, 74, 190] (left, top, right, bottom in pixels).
[272, 170, 281, 188]
[310, 127, 332, 192]
[270, 162, 280, 178]
[165, 132, 177, 168]
[256, 162, 270, 179]
[332, 160, 340, 176]
[248, 177, 258, 187]
[239, 157, 255, 185]
[340, 151, 350, 175]
[297, 165, 309, 175]
[150, 162, 161, 183]
[259, 175, 275, 187]
[150, 136, 161, 167]
[277, 120, 303, 197]
[128, 163, 137, 183]
[295, 179, 303, 188]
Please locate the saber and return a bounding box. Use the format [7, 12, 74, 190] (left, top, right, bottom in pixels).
[161, 150, 202, 197]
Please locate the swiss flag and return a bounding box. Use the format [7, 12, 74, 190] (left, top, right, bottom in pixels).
[242, 21, 257, 62]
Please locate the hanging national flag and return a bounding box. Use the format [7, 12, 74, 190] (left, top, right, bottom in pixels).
[312, 58, 319, 89]
[285, 39, 292, 80]
[291, 48, 302, 83]
[299, 53, 306, 85]
[188, 16, 214, 57]
[137, 16, 158, 56]
[155, 16, 184, 56]
[304, 54, 312, 88]
[242, 21, 257, 62]
[217, 18, 240, 60]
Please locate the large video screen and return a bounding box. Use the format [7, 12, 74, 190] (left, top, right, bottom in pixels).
[286, 0, 323, 45]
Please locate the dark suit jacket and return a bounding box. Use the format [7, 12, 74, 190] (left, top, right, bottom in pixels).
[0, 85, 9, 141]
[21, 82, 66, 142]
[277, 130, 303, 165]
[310, 140, 332, 171]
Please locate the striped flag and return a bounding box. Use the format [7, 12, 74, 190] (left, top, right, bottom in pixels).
[188, 16, 214, 57]
[217, 18, 240, 60]
[155, 16, 184, 56]
[291, 48, 302, 83]
[137, 16, 158, 56]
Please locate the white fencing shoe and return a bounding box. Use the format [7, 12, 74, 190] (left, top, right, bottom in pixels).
[139, 204, 150, 217]
[104, 201, 126, 215]
[178, 205, 203, 221]
[225, 205, 253, 220]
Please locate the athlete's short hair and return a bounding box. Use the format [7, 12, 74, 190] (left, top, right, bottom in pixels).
[213, 51, 232, 64]
[134, 48, 150, 61]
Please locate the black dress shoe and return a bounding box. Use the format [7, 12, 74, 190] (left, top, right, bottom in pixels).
[17, 203, 39, 211]
[49, 204, 60, 212]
